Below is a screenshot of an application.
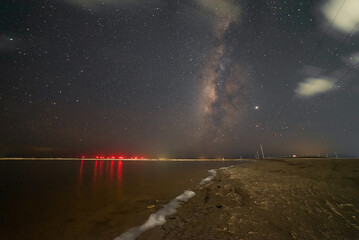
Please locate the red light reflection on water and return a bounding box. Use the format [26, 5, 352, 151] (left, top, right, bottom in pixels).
[93, 160, 98, 183]
[99, 160, 103, 178]
[78, 160, 84, 183]
[117, 161, 123, 183]
[106, 161, 109, 175]
[90, 160, 123, 185]
[109, 161, 114, 182]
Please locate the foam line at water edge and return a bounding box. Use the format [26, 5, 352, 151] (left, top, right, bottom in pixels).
[199, 169, 216, 185]
[114, 165, 234, 240]
[199, 166, 233, 185]
[114, 190, 195, 240]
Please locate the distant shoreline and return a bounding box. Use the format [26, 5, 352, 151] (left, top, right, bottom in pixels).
[0, 157, 355, 161]
[0, 158, 250, 161]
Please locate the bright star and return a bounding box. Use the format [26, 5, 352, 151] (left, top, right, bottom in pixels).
[255, 106, 259, 110]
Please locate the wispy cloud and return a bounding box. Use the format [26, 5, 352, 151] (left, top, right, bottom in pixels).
[295, 77, 336, 98]
[195, 0, 240, 38]
[196, 0, 240, 21]
[321, 0, 359, 34]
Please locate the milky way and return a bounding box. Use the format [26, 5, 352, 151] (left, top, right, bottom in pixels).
[1, 0, 358, 158]
[196, 0, 247, 145]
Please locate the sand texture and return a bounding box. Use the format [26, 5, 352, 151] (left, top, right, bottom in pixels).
[139, 158, 359, 240]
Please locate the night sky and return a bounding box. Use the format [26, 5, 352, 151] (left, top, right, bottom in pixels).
[1, 0, 358, 158]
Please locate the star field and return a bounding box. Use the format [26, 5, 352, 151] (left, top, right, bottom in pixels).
[0, 0, 358, 158]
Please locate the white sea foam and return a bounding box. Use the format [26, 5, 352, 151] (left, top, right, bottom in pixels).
[219, 165, 233, 170]
[114, 190, 195, 240]
[199, 169, 217, 185]
[199, 166, 233, 185]
[115, 166, 233, 240]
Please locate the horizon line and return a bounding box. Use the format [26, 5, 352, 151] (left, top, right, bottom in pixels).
[0, 157, 355, 161]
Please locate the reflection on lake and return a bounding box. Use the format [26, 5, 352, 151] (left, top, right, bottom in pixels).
[0, 160, 240, 239]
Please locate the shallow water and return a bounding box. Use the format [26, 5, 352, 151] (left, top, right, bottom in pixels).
[0, 160, 240, 240]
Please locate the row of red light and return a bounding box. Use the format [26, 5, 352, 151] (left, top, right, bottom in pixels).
[81, 156, 144, 160]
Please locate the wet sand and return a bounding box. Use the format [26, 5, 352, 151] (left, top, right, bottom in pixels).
[139, 158, 359, 240]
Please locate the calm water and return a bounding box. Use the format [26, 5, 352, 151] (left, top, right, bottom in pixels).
[0, 160, 241, 240]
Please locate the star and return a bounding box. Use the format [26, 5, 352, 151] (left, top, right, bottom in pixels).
[0, 0, 358, 158]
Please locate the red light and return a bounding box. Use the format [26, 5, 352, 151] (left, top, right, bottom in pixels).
[94, 155, 144, 160]
[81, 155, 85, 159]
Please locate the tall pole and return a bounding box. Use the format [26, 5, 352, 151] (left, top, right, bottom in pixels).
[260, 144, 265, 159]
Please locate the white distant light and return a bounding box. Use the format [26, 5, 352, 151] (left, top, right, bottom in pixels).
[254, 106, 259, 110]
[9, 38, 13, 41]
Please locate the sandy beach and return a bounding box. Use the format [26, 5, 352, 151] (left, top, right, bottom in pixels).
[139, 158, 359, 240]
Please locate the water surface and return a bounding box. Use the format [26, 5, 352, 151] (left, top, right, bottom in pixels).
[0, 160, 241, 239]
